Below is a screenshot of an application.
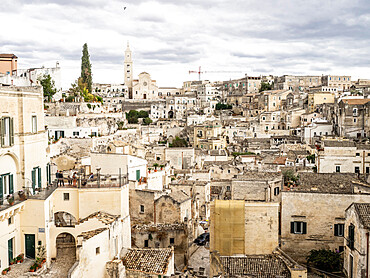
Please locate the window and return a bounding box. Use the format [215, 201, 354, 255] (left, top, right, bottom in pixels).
[367, 167, 370, 174]
[96, 247, 100, 255]
[140, 205, 144, 213]
[290, 221, 307, 234]
[336, 166, 341, 173]
[334, 223, 344, 237]
[63, 193, 70, 201]
[32, 116, 37, 133]
[348, 224, 355, 250]
[8, 216, 13, 225]
[1, 117, 14, 147]
[73, 131, 79, 136]
[144, 240, 149, 247]
[1, 173, 14, 197]
[356, 153, 360, 157]
[355, 167, 360, 174]
[354, 119, 357, 123]
[170, 238, 175, 245]
[274, 187, 280, 196]
[32, 167, 41, 189]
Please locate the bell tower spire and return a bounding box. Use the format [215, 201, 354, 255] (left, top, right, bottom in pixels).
[124, 42, 133, 97]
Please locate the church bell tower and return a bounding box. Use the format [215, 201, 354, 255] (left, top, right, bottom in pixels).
[124, 42, 133, 98]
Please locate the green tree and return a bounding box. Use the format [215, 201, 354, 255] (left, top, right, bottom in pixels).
[259, 82, 273, 92]
[138, 110, 149, 118]
[38, 74, 57, 102]
[307, 249, 341, 272]
[169, 137, 188, 147]
[216, 103, 232, 110]
[143, 117, 152, 125]
[81, 43, 92, 94]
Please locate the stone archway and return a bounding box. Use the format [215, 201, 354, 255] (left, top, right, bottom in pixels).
[56, 232, 76, 258]
[51, 233, 76, 277]
[54, 212, 78, 227]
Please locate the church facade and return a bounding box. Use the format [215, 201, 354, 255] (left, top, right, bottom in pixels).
[124, 44, 158, 100]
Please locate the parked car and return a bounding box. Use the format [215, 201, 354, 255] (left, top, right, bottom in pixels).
[194, 232, 209, 246]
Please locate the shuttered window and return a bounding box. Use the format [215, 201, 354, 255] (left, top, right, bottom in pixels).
[0, 174, 14, 197]
[334, 224, 344, 237]
[348, 224, 355, 250]
[290, 221, 307, 234]
[0, 117, 14, 147]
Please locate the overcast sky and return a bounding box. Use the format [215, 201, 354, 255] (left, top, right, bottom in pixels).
[1, 0, 370, 89]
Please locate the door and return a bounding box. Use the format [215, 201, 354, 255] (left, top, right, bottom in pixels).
[25, 234, 35, 259]
[8, 238, 13, 264]
[136, 170, 140, 181]
[349, 254, 353, 278]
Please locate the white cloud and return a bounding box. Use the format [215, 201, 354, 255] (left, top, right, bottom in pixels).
[1, 0, 370, 90]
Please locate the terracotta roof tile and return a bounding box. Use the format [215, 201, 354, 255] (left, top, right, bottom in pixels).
[78, 227, 108, 240]
[122, 248, 172, 275]
[220, 255, 291, 278]
[79, 211, 119, 225]
[353, 203, 370, 229]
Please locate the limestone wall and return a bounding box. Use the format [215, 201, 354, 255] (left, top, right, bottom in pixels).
[281, 191, 370, 262]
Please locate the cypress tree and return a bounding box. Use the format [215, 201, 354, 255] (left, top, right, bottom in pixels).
[81, 43, 92, 94]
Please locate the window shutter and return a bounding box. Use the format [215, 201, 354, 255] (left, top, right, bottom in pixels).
[9, 175, 14, 194]
[0, 176, 3, 200]
[10, 117, 14, 146]
[38, 168, 41, 188]
[334, 224, 338, 236]
[32, 169, 36, 192]
[303, 222, 307, 234]
[290, 222, 295, 233]
[0, 118, 4, 147]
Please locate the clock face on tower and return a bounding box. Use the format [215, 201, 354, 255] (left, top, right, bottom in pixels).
[143, 82, 148, 86]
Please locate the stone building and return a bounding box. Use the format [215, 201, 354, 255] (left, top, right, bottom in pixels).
[129, 189, 159, 224]
[210, 200, 279, 256]
[0, 86, 49, 197]
[317, 139, 370, 174]
[322, 75, 351, 91]
[154, 189, 191, 224]
[344, 203, 370, 278]
[336, 98, 370, 138]
[258, 89, 291, 112]
[307, 91, 335, 113]
[0, 53, 17, 76]
[281, 173, 370, 262]
[231, 172, 283, 202]
[193, 120, 227, 150]
[131, 223, 189, 268]
[132, 72, 159, 100]
[274, 75, 321, 92]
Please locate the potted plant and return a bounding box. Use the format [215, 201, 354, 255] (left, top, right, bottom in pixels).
[18, 190, 26, 201]
[153, 163, 159, 172]
[2, 267, 10, 275]
[148, 168, 152, 173]
[7, 194, 14, 206]
[9, 258, 15, 265]
[160, 165, 164, 170]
